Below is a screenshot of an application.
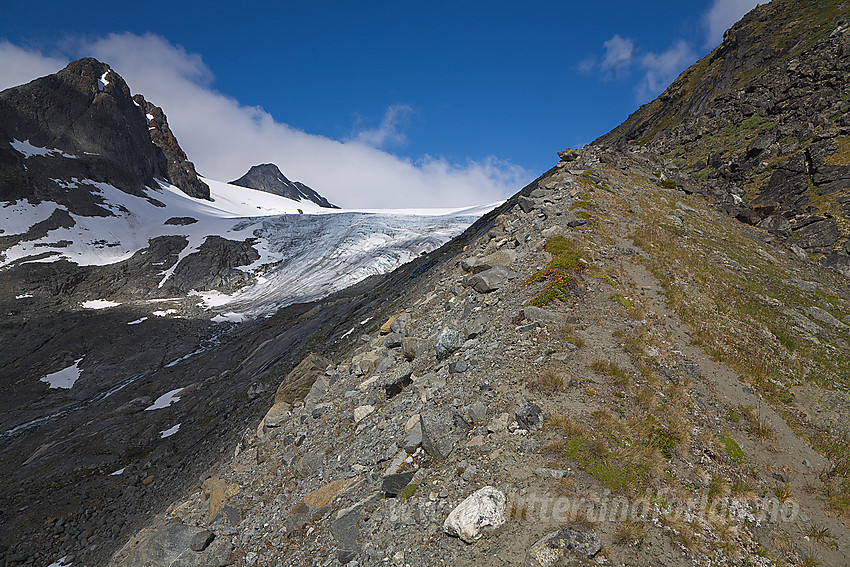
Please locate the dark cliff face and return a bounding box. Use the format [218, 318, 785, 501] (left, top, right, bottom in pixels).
[0, 57, 209, 213]
[229, 163, 338, 208]
[593, 0, 850, 273]
[133, 95, 210, 200]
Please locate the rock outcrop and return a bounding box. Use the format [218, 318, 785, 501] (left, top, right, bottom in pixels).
[0, 58, 209, 211]
[596, 0, 850, 273]
[229, 163, 337, 208]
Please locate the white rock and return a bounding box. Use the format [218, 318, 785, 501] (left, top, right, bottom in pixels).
[354, 405, 375, 423]
[443, 486, 506, 543]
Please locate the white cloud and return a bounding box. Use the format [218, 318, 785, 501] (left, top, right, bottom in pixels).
[635, 40, 697, 102]
[351, 103, 414, 149]
[0, 34, 528, 208]
[0, 41, 67, 90]
[601, 35, 635, 76]
[704, 0, 762, 47]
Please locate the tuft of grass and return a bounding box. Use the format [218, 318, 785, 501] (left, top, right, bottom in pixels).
[731, 479, 756, 499]
[772, 481, 793, 503]
[529, 370, 567, 392]
[635, 386, 657, 409]
[547, 414, 587, 437]
[739, 405, 777, 441]
[590, 359, 631, 389]
[806, 524, 836, 546]
[708, 474, 730, 501]
[614, 520, 646, 547]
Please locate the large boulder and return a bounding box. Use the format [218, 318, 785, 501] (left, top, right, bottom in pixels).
[464, 265, 517, 293]
[528, 526, 602, 566]
[274, 353, 332, 404]
[443, 487, 507, 543]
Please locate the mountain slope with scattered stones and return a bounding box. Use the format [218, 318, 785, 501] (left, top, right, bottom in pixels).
[106, 143, 850, 567]
[4, 3, 850, 567]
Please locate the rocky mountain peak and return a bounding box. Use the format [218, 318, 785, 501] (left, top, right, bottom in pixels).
[594, 0, 850, 276]
[0, 57, 209, 213]
[230, 163, 338, 208]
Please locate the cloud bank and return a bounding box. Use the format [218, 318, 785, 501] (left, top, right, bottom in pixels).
[0, 34, 529, 208]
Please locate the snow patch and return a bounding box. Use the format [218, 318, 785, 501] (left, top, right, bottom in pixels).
[145, 388, 184, 411]
[127, 317, 148, 325]
[10, 139, 76, 159]
[190, 289, 236, 308]
[160, 424, 180, 438]
[98, 70, 110, 91]
[47, 556, 72, 567]
[152, 309, 178, 317]
[81, 299, 121, 309]
[41, 358, 84, 389]
[110, 468, 125, 476]
[211, 312, 246, 323]
[15, 293, 33, 299]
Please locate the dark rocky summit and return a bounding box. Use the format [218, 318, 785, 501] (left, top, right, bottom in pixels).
[229, 163, 338, 208]
[0, 57, 209, 212]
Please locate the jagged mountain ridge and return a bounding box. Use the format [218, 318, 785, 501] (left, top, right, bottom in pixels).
[0, 57, 210, 211]
[596, 0, 850, 275]
[230, 163, 338, 209]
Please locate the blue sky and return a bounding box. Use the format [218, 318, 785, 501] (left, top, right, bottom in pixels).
[0, 0, 760, 207]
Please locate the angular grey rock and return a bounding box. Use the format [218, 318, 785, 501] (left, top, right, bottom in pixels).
[330, 507, 360, 560]
[274, 353, 332, 405]
[566, 215, 588, 227]
[464, 265, 517, 293]
[402, 422, 423, 453]
[111, 522, 228, 567]
[420, 407, 471, 460]
[821, 253, 850, 278]
[518, 195, 537, 213]
[523, 305, 574, 324]
[390, 312, 412, 335]
[189, 529, 214, 552]
[793, 217, 840, 248]
[516, 400, 543, 430]
[448, 360, 469, 374]
[806, 306, 847, 328]
[435, 328, 465, 360]
[466, 401, 487, 424]
[786, 278, 818, 292]
[383, 332, 403, 348]
[534, 468, 572, 478]
[757, 214, 792, 237]
[262, 401, 292, 428]
[558, 149, 579, 162]
[528, 526, 602, 565]
[478, 249, 517, 271]
[379, 362, 413, 397]
[443, 486, 507, 543]
[382, 470, 416, 496]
